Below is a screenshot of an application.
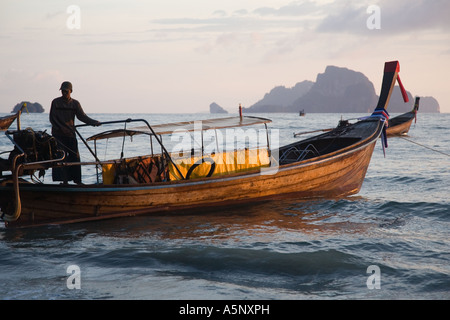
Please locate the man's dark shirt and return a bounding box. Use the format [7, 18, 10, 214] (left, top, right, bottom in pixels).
[49, 96, 98, 137]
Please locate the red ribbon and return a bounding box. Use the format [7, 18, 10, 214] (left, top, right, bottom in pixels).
[396, 75, 409, 103]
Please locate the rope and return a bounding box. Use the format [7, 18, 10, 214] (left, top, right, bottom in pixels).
[1, 154, 23, 222]
[400, 136, 450, 157]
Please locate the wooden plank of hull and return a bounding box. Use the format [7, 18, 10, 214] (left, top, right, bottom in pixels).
[5, 135, 378, 228]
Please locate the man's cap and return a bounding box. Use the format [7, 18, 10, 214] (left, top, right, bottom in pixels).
[60, 81, 73, 92]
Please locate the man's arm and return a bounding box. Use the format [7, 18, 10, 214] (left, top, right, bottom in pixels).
[74, 100, 100, 126]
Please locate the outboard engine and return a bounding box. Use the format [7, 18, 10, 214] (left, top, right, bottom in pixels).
[7, 128, 61, 176]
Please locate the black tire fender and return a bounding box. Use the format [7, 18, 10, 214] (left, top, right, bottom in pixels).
[186, 157, 216, 179]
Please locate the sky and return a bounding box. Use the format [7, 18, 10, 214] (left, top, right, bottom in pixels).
[1, 0, 449, 114]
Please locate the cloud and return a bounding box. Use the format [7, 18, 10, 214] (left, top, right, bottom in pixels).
[31, 70, 64, 82]
[48, 1, 450, 66]
[150, 2, 322, 35]
[45, 10, 65, 20]
[233, 9, 249, 16]
[147, 4, 322, 56]
[316, 0, 450, 34]
[0, 68, 64, 112]
[212, 10, 227, 17]
[381, 0, 450, 32]
[253, 1, 322, 17]
[316, 3, 367, 33]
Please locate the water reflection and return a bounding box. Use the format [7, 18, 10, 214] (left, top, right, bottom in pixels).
[49, 197, 377, 242]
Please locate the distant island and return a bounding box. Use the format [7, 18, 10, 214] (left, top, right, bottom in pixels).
[210, 102, 228, 114]
[11, 101, 45, 113]
[211, 65, 440, 113]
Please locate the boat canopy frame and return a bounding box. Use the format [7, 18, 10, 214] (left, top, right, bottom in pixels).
[84, 116, 272, 141]
[75, 116, 273, 183]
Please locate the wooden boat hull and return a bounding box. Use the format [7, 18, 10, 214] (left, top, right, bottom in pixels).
[386, 97, 419, 137]
[1, 120, 382, 228]
[386, 112, 415, 136]
[0, 115, 17, 131]
[0, 104, 26, 131]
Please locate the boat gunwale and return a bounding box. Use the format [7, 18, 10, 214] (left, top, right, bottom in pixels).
[388, 111, 415, 123]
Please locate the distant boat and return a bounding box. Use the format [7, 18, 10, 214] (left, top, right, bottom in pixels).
[386, 97, 420, 136]
[0, 103, 27, 131]
[299, 109, 305, 116]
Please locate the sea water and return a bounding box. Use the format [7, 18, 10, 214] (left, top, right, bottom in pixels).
[0, 112, 449, 301]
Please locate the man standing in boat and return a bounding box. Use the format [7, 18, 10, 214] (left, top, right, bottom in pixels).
[49, 81, 101, 184]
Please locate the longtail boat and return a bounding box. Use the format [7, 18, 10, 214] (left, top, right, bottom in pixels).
[0, 61, 406, 228]
[0, 103, 27, 131]
[386, 97, 420, 136]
